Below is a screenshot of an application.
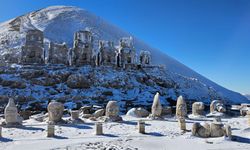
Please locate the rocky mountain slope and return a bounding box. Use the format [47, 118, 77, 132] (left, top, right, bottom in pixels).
[0, 6, 248, 107]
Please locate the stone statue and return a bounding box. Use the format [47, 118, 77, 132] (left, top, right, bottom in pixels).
[176, 96, 187, 119]
[104, 101, 122, 122]
[210, 100, 226, 113]
[188, 102, 205, 119]
[47, 101, 64, 124]
[192, 120, 232, 138]
[192, 122, 211, 138]
[4, 98, 22, 126]
[151, 92, 162, 117]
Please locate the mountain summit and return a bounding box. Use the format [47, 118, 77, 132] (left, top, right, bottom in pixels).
[0, 6, 248, 104]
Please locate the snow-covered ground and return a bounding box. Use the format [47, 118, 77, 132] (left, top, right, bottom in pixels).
[0, 115, 250, 150]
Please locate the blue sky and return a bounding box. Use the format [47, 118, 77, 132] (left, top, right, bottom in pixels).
[0, 0, 250, 94]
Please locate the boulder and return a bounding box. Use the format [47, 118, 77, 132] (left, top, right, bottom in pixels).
[93, 109, 105, 118]
[126, 107, 150, 118]
[66, 74, 91, 89]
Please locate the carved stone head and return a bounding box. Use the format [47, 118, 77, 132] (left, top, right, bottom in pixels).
[176, 96, 187, 118]
[105, 101, 119, 117]
[47, 101, 64, 123]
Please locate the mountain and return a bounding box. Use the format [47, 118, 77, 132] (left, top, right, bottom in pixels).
[244, 94, 250, 100]
[0, 5, 248, 104]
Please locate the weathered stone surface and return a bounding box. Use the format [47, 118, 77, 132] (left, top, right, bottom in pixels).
[81, 114, 94, 118]
[70, 110, 80, 120]
[151, 92, 162, 117]
[192, 102, 204, 116]
[248, 111, 250, 127]
[95, 122, 103, 135]
[178, 117, 186, 131]
[138, 120, 145, 134]
[4, 98, 22, 125]
[192, 121, 231, 138]
[106, 101, 119, 117]
[47, 124, 55, 137]
[210, 100, 226, 113]
[93, 109, 105, 118]
[176, 96, 187, 119]
[47, 101, 64, 124]
[210, 123, 225, 137]
[104, 101, 122, 122]
[192, 122, 210, 138]
[66, 74, 91, 89]
[126, 107, 150, 118]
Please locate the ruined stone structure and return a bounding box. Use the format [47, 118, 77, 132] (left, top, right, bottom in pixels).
[117, 37, 136, 68]
[72, 30, 94, 66]
[21, 29, 44, 64]
[140, 50, 151, 65]
[4, 98, 22, 126]
[47, 101, 64, 124]
[176, 96, 187, 119]
[19, 29, 157, 69]
[48, 42, 69, 65]
[97, 41, 117, 66]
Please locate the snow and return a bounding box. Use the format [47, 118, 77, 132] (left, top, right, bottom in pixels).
[0, 115, 250, 150]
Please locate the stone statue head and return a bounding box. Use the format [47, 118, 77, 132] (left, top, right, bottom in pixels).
[47, 101, 64, 123]
[105, 101, 119, 117]
[151, 92, 162, 117]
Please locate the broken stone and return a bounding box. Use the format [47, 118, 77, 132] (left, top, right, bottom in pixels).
[192, 122, 210, 138]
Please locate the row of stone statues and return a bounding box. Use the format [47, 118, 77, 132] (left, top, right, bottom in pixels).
[2, 95, 249, 139]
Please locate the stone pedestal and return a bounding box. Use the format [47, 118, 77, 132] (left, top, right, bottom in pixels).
[71, 110, 80, 120]
[95, 122, 103, 135]
[47, 124, 55, 137]
[178, 117, 186, 131]
[138, 120, 145, 134]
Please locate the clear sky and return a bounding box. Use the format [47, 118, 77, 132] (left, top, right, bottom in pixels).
[0, 0, 249, 95]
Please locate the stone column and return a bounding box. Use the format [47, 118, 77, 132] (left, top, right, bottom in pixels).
[47, 124, 55, 137]
[138, 120, 145, 134]
[178, 117, 186, 131]
[95, 122, 103, 135]
[71, 110, 80, 120]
